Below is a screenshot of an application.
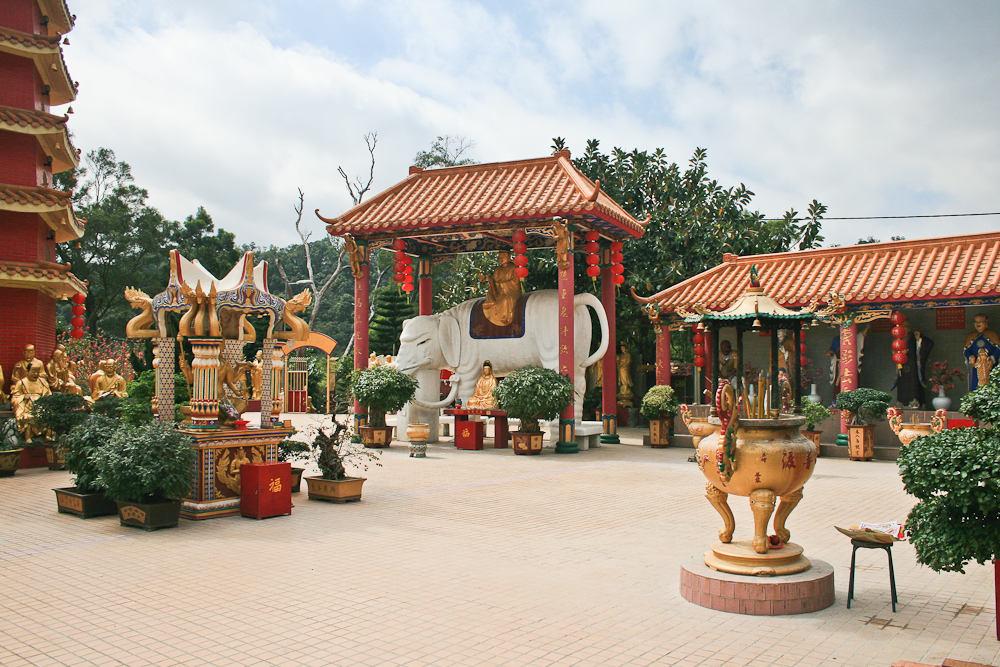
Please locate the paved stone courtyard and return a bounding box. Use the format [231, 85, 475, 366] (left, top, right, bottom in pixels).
[1, 418, 997, 667]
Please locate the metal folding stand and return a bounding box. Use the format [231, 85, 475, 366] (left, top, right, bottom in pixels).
[847, 538, 898, 612]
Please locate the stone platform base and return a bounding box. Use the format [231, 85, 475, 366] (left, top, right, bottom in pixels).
[680, 555, 834, 615]
[180, 498, 241, 520]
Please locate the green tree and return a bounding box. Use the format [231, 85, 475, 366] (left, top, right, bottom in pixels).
[368, 286, 416, 356]
[413, 135, 476, 168]
[167, 206, 241, 279]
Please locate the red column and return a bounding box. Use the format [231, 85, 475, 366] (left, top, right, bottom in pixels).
[353, 259, 370, 430]
[703, 330, 714, 404]
[601, 248, 618, 443]
[418, 257, 432, 316]
[839, 322, 858, 434]
[656, 324, 671, 386]
[556, 249, 577, 454]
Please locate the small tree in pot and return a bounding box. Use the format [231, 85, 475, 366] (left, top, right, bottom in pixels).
[835, 388, 891, 461]
[640, 385, 679, 448]
[277, 438, 310, 493]
[349, 365, 419, 448]
[305, 420, 381, 502]
[494, 366, 574, 455]
[0, 416, 22, 477]
[55, 415, 121, 517]
[31, 392, 90, 470]
[800, 401, 833, 452]
[93, 423, 196, 530]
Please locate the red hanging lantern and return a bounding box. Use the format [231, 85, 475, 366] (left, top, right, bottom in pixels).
[394, 262, 405, 272]
[693, 356, 706, 368]
[70, 328, 85, 339]
[402, 265, 413, 274]
[585, 255, 600, 265]
[693, 333, 705, 346]
[800, 331, 807, 342]
[693, 344, 705, 357]
[393, 239, 406, 250]
[890, 326, 907, 339]
[515, 266, 529, 279]
[611, 264, 624, 274]
[72, 293, 85, 305]
[611, 252, 623, 264]
[71, 304, 85, 316]
[891, 311, 906, 326]
[393, 274, 404, 283]
[585, 230, 599, 242]
[612, 275, 625, 285]
[512, 230, 526, 243]
[586, 265, 600, 278]
[610, 241, 622, 252]
[402, 283, 414, 292]
[892, 352, 908, 365]
[585, 242, 599, 254]
[70, 316, 85, 327]
[513, 255, 529, 267]
[800, 343, 807, 355]
[513, 242, 527, 254]
[891, 339, 907, 352]
[403, 274, 414, 284]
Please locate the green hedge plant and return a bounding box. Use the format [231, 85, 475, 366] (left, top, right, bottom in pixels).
[94, 423, 195, 503]
[349, 365, 418, 427]
[494, 366, 574, 433]
[835, 388, 891, 426]
[62, 415, 120, 493]
[640, 385, 679, 420]
[31, 392, 90, 442]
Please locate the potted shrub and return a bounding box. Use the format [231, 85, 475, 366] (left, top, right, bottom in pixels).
[54, 415, 120, 518]
[493, 366, 574, 455]
[800, 401, 833, 452]
[640, 385, 679, 448]
[835, 388, 891, 461]
[277, 438, 309, 493]
[349, 365, 418, 448]
[304, 421, 381, 502]
[583, 386, 602, 422]
[93, 423, 196, 530]
[31, 392, 90, 470]
[0, 416, 22, 477]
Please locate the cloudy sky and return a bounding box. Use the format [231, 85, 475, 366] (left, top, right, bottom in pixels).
[63, 0, 998, 249]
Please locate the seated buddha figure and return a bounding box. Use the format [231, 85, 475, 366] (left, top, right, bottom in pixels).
[11, 359, 52, 443]
[90, 359, 128, 402]
[467, 361, 498, 410]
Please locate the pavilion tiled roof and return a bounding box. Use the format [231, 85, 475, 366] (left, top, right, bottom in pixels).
[0, 183, 84, 242]
[0, 105, 78, 172]
[638, 231, 1000, 314]
[318, 151, 646, 242]
[0, 27, 77, 105]
[0, 259, 86, 299]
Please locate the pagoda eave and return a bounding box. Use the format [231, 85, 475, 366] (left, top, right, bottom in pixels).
[0, 261, 86, 299]
[0, 31, 77, 105]
[0, 115, 78, 171]
[0, 187, 84, 242]
[35, 0, 75, 36]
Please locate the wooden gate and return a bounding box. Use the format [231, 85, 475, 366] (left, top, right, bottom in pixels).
[285, 355, 308, 413]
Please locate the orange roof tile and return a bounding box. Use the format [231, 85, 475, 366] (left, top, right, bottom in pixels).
[0, 182, 84, 242]
[637, 231, 1000, 314]
[0, 105, 78, 172]
[0, 259, 86, 299]
[317, 151, 646, 243]
[0, 27, 77, 105]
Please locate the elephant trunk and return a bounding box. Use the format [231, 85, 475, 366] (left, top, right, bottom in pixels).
[409, 378, 460, 410]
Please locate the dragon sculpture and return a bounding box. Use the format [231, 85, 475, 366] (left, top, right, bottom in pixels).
[715, 379, 741, 483]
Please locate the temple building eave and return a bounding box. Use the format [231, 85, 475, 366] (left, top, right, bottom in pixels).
[0, 261, 86, 299]
[0, 29, 77, 105]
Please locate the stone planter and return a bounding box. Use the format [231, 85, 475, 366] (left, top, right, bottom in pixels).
[647, 417, 674, 448]
[0, 449, 23, 477]
[289, 466, 305, 493]
[304, 476, 366, 503]
[53, 487, 118, 518]
[511, 432, 543, 455]
[115, 499, 183, 531]
[359, 426, 393, 448]
[45, 443, 65, 470]
[847, 424, 875, 461]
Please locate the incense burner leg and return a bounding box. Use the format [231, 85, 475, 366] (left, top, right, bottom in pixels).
[705, 483, 735, 543]
[749, 488, 776, 554]
[773, 487, 803, 544]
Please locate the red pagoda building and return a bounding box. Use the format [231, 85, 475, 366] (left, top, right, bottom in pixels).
[0, 0, 86, 390]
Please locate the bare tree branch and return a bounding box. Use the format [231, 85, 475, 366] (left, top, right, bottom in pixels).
[338, 132, 378, 207]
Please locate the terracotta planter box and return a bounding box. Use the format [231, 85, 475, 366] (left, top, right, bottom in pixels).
[511, 432, 543, 455]
[648, 417, 674, 448]
[304, 476, 366, 503]
[359, 426, 393, 448]
[847, 425, 875, 461]
[0, 449, 23, 477]
[115, 500, 182, 531]
[45, 444, 65, 471]
[802, 430, 822, 456]
[290, 466, 304, 493]
[53, 487, 118, 518]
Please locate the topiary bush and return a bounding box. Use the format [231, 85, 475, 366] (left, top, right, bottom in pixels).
[835, 388, 892, 426]
[898, 363, 1000, 573]
[62, 415, 120, 493]
[94, 423, 195, 503]
[494, 366, 574, 433]
[32, 392, 90, 441]
[801, 401, 833, 431]
[349, 364, 419, 427]
[640, 385, 679, 420]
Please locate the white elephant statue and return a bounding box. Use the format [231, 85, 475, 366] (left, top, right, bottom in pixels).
[395, 289, 609, 421]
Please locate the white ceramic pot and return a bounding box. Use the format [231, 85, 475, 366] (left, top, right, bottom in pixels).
[931, 388, 951, 411]
[807, 384, 822, 404]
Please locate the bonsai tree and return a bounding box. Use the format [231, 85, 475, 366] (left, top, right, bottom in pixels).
[493, 366, 575, 433]
[640, 385, 679, 421]
[62, 415, 120, 493]
[801, 401, 833, 432]
[277, 438, 309, 463]
[349, 364, 419, 428]
[32, 392, 90, 443]
[93, 423, 195, 503]
[835, 388, 892, 426]
[310, 421, 380, 480]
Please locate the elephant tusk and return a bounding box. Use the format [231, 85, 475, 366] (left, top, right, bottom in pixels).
[409, 378, 460, 410]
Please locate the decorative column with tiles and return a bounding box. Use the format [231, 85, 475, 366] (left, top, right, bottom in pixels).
[189, 339, 222, 428]
[260, 338, 275, 429]
[270, 344, 284, 419]
[556, 244, 577, 454]
[154, 337, 175, 424]
[221, 338, 248, 402]
[600, 247, 619, 443]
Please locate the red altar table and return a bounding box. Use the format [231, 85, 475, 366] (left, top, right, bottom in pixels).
[443, 409, 509, 449]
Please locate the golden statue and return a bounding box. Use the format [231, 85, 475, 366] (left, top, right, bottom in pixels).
[11, 359, 52, 443]
[218, 358, 253, 417]
[616, 343, 634, 407]
[63, 359, 87, 401]
[0, 362, 7, 405]
[249, 350, 264, 400]
[90, 359, 128, 402]
[467, 360, 498, 410]
[45, 344, 68, 392]
[719, 340, 738, 380]
[552, 218, 572, 269]
[481, 251, 520, 327]
[124, 286, 159, 338]
[975, 348, 994, 388]
[274, 289, 312, 341]
[11, 343, 37, 383]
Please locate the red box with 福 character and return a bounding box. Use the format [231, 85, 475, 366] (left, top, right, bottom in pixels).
[455, 420, 484, 450]
[240, 462, 292, 519]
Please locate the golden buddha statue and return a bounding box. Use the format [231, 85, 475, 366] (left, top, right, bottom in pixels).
[45, 344, 68, 392]
[975, 348, 994, 388]
[63, 359, 87, 401]
[11, 343, 37, 383]
[481, 251, 520, 327]
[250, 350, 264, 400]
[90, 359, 128, 402]
[11, 359, 52, 443]
[616, 343, 634, 407]
[467, 360, 498, 410]
[0, 363, 7, 405]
